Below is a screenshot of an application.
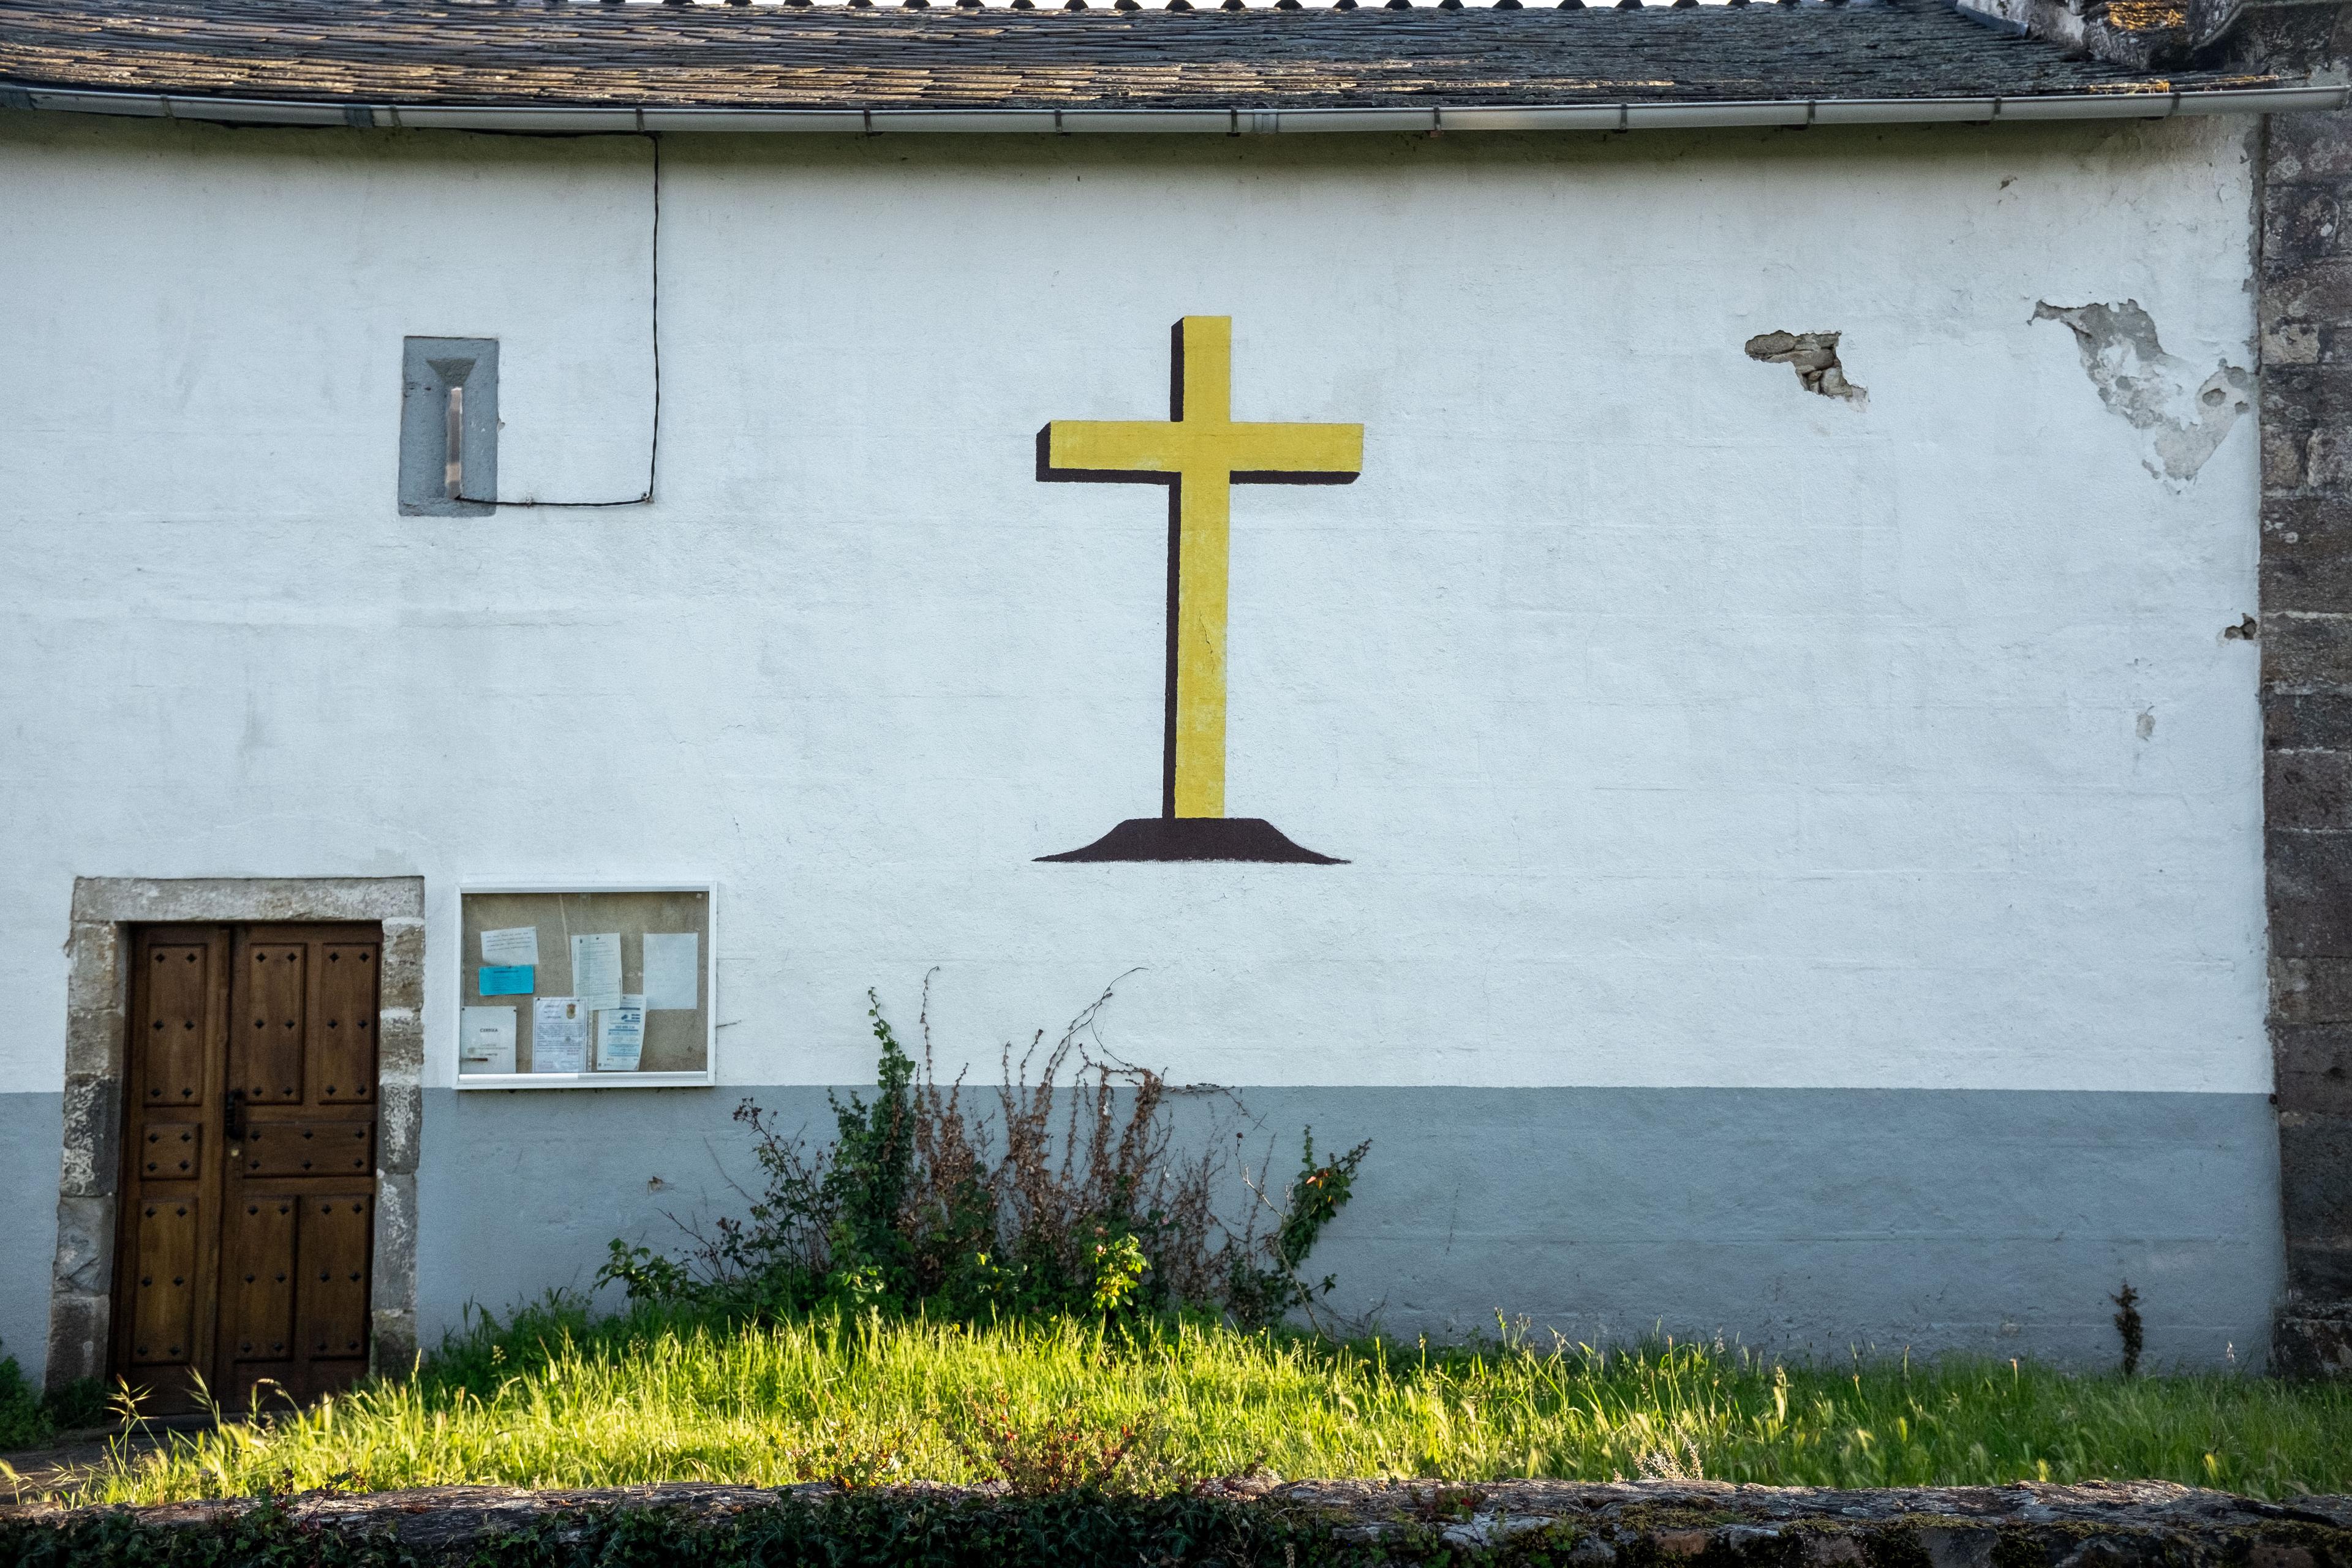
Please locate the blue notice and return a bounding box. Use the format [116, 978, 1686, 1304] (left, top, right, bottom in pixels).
[480, 965, 535, 997]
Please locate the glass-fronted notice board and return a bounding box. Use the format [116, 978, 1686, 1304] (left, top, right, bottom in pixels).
[453, 882, 716, 1088]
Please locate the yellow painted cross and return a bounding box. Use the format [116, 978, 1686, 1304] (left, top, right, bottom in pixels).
[1042, 317, 1362, 823]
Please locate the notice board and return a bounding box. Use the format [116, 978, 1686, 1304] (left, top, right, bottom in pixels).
[454, 883, 715, 1088]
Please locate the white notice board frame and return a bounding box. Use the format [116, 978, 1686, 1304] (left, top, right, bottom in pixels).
[451, 878, 719, 1090]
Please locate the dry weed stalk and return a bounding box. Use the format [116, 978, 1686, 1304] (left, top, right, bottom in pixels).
[602, 971, 1368, 1326]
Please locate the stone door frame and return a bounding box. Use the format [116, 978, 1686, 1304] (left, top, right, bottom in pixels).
[47, 877, 424, 1395]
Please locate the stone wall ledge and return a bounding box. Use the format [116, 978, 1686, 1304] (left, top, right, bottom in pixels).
[7, 1479, 2350, 1561]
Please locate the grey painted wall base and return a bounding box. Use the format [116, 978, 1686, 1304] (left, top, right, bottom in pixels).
[0, 1092, 64, 1388]
[419, 1085, 2282, 1368]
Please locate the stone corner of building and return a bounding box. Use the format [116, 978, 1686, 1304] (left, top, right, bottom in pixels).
[2274, 1297, 2352, 1379]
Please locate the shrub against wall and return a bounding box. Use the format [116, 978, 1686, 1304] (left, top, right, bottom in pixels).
[0, 1344, 104, 1452]
[600, 981, 1370, 1328]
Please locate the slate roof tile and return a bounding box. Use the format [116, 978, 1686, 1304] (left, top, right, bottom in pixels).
[0, 0, 2286, 111]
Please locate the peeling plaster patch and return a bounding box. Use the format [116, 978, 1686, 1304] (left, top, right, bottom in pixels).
[1745, 330, 1868, 407]
[2031, 301, 2251, 482]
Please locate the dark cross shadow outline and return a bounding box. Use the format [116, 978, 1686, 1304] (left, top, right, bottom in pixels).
[1032, 320, 1358, 864]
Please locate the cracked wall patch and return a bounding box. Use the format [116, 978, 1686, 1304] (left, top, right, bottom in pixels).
[2033, 300, 2251, 483]
[1745, 330, 1868, 407]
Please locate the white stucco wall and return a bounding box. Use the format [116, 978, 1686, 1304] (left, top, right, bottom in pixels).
[0, 111, 2266, 1099]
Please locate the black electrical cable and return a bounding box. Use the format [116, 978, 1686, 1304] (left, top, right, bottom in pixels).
[455, 132, 660, 508]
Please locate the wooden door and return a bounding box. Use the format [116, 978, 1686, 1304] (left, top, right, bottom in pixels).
[115, 922, 381, 1414]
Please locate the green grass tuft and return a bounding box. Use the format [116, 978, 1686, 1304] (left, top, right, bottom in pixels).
[67, 1300, 2352, 1504]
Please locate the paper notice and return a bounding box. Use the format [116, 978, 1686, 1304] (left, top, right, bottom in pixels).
[643, 932, 699, 1011]
[478, 964, 533, 997]
[571, 932, 622, 1014]
[481, 927, 541, 967]
[459, 1006, 517, 1074]
[532, 996, 587, 1073]
[596, 995, 647, 1072]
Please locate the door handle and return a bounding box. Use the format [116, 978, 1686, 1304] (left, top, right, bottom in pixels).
[224, 1088, 246, 1144]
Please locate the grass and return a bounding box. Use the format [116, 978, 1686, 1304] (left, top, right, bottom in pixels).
[51, 1300, 2352, 1505]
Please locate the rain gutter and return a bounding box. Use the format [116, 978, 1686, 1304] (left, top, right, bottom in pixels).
[0, 81, 2342, 129]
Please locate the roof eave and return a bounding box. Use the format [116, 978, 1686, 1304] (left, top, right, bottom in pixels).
[2, 81, 2342, 129]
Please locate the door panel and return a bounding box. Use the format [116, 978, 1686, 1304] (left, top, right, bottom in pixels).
[139, 941, 213, 1110]
[237, 943, 309, 1104]
[115, 922, 380, 1415]
[139, 1121, 203, 1182]
[240, 1122, 373, 1177]
[299, 1193, 373, 1361]
[126, 1197, 201, 1366]
[222, 1195, 296, 1363]
[315, 944, 378, 1104]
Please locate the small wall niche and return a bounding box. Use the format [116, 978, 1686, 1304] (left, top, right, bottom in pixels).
[399, 337, 498, 516]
